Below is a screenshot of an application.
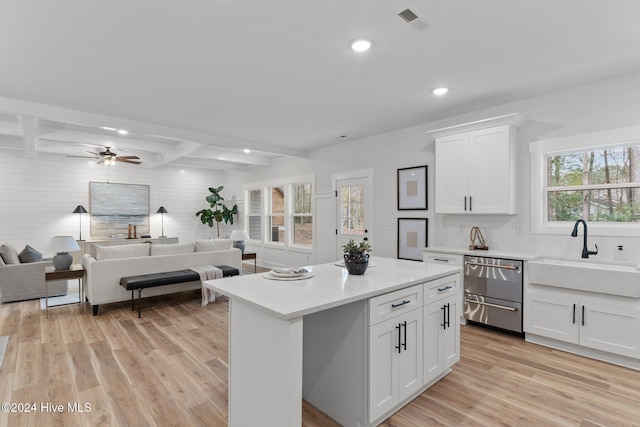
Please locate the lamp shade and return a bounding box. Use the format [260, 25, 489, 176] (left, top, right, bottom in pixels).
[156, 206, 168, 214]
[47, 236, 81, 253]
[73, 205, 88, 214]
[230, 229, 250, 241]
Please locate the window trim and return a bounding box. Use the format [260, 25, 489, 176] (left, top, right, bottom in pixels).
[530, 124, 640, 237]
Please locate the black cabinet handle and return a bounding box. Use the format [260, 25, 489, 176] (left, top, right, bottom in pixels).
[464, 196, 467, 211]
[470, 196, 472, 211]
[573, 304, 576, 324]
[395, 323, 401, 353]
[445, 303, 450, 329]
[392, 300, 411, 309]
[438, 285, 453, 292]
[402, 321, 407, 351]
[582, 305, 585, 326]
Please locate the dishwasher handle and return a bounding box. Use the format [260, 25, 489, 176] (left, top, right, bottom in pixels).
[465, 261, 520, 271]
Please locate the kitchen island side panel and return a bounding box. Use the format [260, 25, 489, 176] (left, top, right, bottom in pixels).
[303, 299, 369, 427]
[229, 299, 303, 427]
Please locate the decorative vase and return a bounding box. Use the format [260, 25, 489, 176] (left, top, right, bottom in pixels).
[344, 253, 369, 275]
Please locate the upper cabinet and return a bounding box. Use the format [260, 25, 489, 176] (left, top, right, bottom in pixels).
[429, 114, 524, 214]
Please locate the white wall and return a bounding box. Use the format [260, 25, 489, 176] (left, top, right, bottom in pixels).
[228, 71, 640, 266]
[0, 150, 226, 256]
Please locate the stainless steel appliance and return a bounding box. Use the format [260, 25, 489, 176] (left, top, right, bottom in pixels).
[463, 255, 523, 335]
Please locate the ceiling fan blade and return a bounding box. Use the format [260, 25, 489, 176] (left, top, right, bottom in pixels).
[87, 151, 101, 156]
[116, 155, 140, 160]
[67, 155, 99, 159]
[117, 158, 142, 165]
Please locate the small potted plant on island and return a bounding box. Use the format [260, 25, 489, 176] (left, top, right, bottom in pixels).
[342, 239, 372, 275]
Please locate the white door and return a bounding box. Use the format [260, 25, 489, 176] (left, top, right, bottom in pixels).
[469, 125, 511, 213]
[369, 317, 398, 422]
[441, 294, 460, 369]
[396, 308, 423, 402]
[336, 177, 371, 259]
[524, 288, 579, 344]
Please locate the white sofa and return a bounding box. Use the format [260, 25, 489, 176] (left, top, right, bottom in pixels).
[82, 240, 242, 315]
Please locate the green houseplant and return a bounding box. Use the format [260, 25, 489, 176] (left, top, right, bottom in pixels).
[195, 186, 238, 238]
[342, 239, 372, 275]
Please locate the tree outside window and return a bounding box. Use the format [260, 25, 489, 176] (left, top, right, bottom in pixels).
[546, 144, 640, 222]
[292, 183, 312, 246]
[269, 186, 285, 243]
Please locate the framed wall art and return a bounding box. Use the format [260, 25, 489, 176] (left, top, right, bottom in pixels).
[397, 218, 428, 261]
[90, 182, 150, 237]
[397, 165, 427, 210]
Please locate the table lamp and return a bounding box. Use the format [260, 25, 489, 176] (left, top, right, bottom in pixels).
[48, 236, 81, 270]
[156, 206, 168, 238]
[73, 205, 88, 241]
[230, 229, 250, 254]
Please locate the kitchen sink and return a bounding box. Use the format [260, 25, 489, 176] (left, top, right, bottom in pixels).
[528, 257, 640, 298]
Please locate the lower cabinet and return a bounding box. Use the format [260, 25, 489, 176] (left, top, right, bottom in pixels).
[423, 293, 460, 385]
[369, 307, 423, 422]
[525, 284, 640, 359]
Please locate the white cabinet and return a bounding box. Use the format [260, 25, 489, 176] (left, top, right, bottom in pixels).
[423, 251, 465, 325]
[434, 123, 518, 214]
[369, 307, 423, 421]
[423, 293, 460, 385]
[525, 285, 640, 359]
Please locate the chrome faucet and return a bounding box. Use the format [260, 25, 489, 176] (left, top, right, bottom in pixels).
[571, 220, 598, 258]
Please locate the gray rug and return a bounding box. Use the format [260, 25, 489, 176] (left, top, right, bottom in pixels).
[0, 336, 8, 370]
[39, 281, 80, 309]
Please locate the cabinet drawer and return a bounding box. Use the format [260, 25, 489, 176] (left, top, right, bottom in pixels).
[424, 274, 459, 304]
[369, 284, 423, 326]
[424, 253, 463, 265]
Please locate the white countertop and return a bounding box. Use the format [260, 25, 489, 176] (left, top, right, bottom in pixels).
[424, 246, 541, 261]
[204, 257, 461, 320]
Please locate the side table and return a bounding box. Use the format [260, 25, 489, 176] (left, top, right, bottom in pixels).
[242, 252, 257, 273]
[45, 264, 85, 316]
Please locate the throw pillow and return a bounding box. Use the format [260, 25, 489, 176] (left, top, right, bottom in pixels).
[18, 245, 43, 263]
[0, 254, 5, 266]
[0, 243, 20, 265]
[150, 242, 194, 256]
[195, 239, 233, 252]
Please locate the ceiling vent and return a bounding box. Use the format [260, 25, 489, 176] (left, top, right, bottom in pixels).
[397, 5, 433, 31]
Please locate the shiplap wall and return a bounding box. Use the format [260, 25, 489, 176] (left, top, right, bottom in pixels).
[0, 150, 226, 257]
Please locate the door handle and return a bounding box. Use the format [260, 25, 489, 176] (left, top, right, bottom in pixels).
[469, 196, 472, 211]
[402, 321, 407, 351]
[573, 304, 576, 324]
[438, 285, 453, 292]
[464, 298, 518, 311]
[582, 305, 585, 326]
[395, 323, 401, 353]
[464, 196, 467, 211]
[392, 300, 411, 309]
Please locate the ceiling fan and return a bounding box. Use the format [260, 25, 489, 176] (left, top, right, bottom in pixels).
[68, 146, 141, 165]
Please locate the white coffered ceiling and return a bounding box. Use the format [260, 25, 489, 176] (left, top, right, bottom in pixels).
[1, 0, 640, 170]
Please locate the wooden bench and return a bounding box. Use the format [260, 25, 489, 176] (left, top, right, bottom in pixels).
[119, 265, 240, 317]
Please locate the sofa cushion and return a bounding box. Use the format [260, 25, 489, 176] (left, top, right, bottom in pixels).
[150, 242, 194, 256]
[195, 239, 233, 252]
[95, 243, 150, 260]
[0, 243, 20, 264]
[18, 245, 43, 263]
[0, 254, 5, 266]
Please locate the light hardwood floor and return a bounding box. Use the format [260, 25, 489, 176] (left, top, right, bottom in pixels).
[1, 269, 640, 426]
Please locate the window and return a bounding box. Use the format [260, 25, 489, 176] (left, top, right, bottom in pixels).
[247, 189, 262, 240]
[531, 125, 640, 236]
[341, 184, 365, 235]
[546, 145, 640, 222]
[292, 183, 312, 246]
[268, 185, 285, 243]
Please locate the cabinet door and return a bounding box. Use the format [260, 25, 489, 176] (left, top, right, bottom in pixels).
[579, 297, 640, 358]
[524, 288, 579, 344]
[397, 308, 423, 402]
[369, 317, 399, 421]
[468, 125, 514, 214]
[441, 294, 460, 370]
[423, 300, 443, 385]
[435, 133, 469, 213]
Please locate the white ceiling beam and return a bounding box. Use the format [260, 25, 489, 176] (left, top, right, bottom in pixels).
[0, 97, 309, 159]
[17, 115, 39, 159]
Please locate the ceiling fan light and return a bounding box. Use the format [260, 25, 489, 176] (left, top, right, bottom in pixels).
[432, 87, 449, 96]
[351, 39, 372, 52]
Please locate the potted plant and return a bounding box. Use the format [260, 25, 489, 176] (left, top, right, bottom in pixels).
[195, 186, 238, 238]
[342, 239, 372, 275]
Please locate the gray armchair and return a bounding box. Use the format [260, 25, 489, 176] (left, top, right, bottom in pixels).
[0, 261, 68, 303]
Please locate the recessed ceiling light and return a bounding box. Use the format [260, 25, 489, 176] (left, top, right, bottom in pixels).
[101, 126, 117, 131]
[351, 40, 372, 52]
[243, 149, 251, 154]
[117, 129, 128, 135]
[432, 87, 448, 96]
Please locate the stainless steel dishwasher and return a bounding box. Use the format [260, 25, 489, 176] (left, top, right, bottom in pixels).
[463, 255, 523, 335]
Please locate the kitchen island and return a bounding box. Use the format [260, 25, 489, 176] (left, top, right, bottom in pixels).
[204, 256, 462, 426]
